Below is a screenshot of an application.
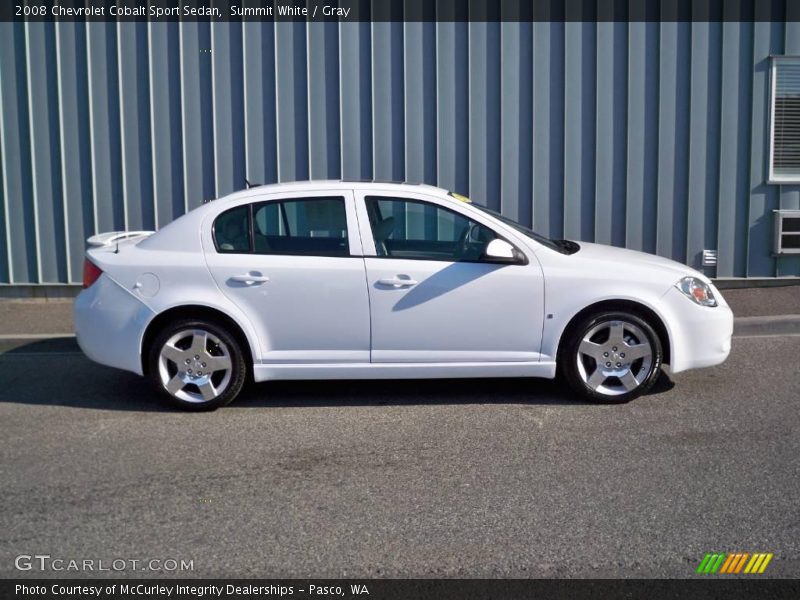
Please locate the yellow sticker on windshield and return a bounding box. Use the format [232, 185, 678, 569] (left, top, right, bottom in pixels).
[449, 192, 472, 203]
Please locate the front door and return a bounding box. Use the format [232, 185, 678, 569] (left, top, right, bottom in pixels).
[358, 194, 545, 363]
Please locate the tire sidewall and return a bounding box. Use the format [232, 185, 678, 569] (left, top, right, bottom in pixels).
[148, 318, 247, 411]
[561, 311, 663, 404]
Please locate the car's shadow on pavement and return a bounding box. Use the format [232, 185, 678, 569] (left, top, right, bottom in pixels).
[235, 371, 676, 409]
[0, 338, 676, 412]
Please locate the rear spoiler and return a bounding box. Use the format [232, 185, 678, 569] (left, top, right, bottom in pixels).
[86, 231, 154, 248]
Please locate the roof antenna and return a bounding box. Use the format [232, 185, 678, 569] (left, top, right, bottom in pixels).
[245, 178, 253, 189]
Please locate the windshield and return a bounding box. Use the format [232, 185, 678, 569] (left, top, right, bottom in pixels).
[469, 202, 568, 253]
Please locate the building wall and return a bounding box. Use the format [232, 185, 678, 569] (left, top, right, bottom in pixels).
[1, 16, 799, 285]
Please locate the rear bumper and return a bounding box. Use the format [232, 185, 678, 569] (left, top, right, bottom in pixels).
[662, 286, 734, 373]
[74, 274, 154, 375]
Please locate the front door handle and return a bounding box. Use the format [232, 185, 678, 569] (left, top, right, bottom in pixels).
[377, 276, 418, 288]
[230, 274, 270, 284]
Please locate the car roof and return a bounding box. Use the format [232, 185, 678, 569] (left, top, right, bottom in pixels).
[214, 180, 451, 204]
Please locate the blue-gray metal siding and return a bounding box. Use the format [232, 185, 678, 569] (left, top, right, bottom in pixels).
[2, 17, 799, 284]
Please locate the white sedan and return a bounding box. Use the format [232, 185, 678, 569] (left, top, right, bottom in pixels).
[74, 181, 733, 410]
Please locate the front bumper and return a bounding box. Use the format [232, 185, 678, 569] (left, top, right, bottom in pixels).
[74, 274, 155, 375]
[661, 285, 733, 373]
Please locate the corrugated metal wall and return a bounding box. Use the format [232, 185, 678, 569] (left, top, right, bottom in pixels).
[2, 15, 800, 285]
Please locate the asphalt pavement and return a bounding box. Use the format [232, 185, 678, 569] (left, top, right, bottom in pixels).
[0, 328, 798, 578]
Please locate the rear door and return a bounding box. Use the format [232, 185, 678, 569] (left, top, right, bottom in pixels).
[203, 190, 370, 364]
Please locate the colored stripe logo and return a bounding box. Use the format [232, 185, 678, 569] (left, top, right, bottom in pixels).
[696, 552, 773, 574]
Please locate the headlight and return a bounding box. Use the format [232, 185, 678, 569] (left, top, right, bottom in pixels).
[676, 276, 717, 307]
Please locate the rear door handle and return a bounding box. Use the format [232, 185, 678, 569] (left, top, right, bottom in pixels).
[230, 274, 270, 284]
[377, 277, 418, 288]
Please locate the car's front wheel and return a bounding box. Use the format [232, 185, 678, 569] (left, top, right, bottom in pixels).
[560, 310, 663, 403]
[148, 319, 247, 411]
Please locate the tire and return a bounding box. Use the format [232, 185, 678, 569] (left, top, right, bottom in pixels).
[148, 318, 247, 411]
[559, 310, 663, 404]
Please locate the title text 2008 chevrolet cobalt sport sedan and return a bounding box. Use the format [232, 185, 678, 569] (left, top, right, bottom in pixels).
[74, 181, 733, 410]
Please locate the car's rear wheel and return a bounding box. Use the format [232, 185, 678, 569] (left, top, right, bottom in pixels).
[560, 310, 662, 403]
[148, 319, 247, 411]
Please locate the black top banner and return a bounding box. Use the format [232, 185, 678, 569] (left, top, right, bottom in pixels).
[2, 0, 798, 23]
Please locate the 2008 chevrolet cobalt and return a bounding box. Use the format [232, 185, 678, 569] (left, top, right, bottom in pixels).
[75, 181, 733, 410]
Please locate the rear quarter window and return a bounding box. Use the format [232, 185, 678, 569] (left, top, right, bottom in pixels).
[213, 205, 251, 253]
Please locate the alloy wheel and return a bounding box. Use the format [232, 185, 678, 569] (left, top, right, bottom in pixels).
[575, 319, 654, 397]
[157, 329, 233, 403]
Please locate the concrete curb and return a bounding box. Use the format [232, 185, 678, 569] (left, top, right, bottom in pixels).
[1, 316, 800, 351]
[733, 315, 800, 337]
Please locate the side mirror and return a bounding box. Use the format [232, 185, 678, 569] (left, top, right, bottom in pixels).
[482, 239, 526, 264]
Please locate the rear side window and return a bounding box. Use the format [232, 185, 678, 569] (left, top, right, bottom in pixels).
[213, 197, 349, 257]
[214, 205, 251, 253]
[253, 197, 348, 257]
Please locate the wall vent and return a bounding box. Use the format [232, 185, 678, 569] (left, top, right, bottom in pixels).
[701, 250, 718, 267]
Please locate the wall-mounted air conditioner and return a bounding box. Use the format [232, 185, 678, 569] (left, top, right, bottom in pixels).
[774, 209, 800, 255]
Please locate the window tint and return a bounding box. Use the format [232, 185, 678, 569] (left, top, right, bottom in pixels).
[365, 196, 498, 262]
[253, 197, 349, 257]
[214, 205, 251, 253]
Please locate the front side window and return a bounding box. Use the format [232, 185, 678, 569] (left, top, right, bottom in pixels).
[365, 196, 498, 262]
[253, 197, 349, 257]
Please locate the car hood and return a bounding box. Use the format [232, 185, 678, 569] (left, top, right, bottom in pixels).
[571, 241, 706, 282]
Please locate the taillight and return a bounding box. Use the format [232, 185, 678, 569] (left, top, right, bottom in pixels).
[83, 259, 103, 288]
